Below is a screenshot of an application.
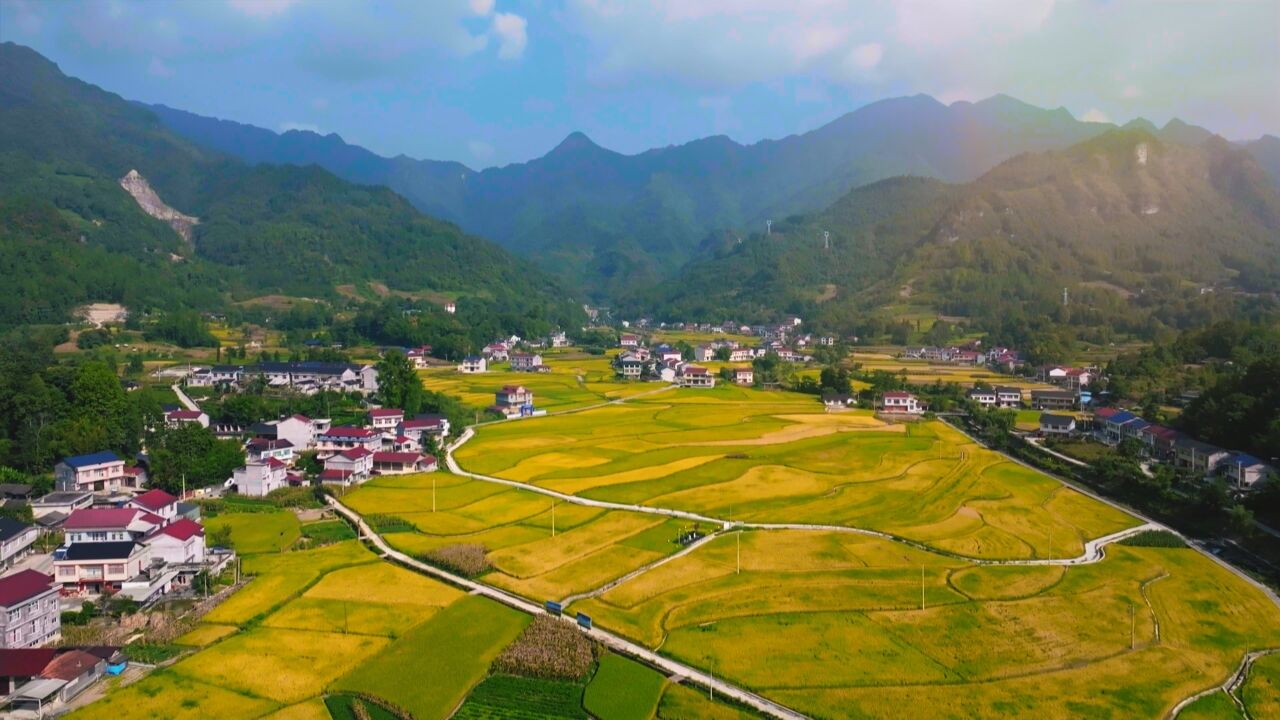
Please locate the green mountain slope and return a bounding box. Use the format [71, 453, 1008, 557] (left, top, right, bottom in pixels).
[0, 42, 581, 333]
[637, 129, 1280, 337]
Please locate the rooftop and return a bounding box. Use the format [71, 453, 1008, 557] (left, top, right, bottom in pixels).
[61, 541, 140, 561]
[128, 489, 178, 512]
[0, 570, 55, 608]
[59, 451, 121, 469]
[63, 508, 143, 530]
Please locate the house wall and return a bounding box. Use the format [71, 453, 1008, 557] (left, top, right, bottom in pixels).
[0, 589, 61, 649]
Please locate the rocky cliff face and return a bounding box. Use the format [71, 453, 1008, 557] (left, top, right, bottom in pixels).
[118, 169, 199, 242]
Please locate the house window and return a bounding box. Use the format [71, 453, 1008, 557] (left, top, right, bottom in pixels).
[7, 609, 19, 622]
[58, 566, 75, 577]
[108, 564, 125, 575]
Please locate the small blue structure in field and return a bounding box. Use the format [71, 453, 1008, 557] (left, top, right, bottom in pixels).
[576, 612, 592, 630]
[545, 600, 563, 616]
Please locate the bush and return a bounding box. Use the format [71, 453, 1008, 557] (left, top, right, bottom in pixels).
[1118, 530, 1188, 548]
[491, 615, 596, 681]
[420, 543, 491, 577]
[368, 514, 415, 533]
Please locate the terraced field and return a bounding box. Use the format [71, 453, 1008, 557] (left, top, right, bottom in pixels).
[572, 530, 1280, 719]
[345, 472, 689, 600]
[456, 387, 1136, 560]
[852, 352, 1059, 392]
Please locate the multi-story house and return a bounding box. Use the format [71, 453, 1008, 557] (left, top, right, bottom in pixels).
[966, 388, 997, 407]
[510, 353, 543, 371]
[125, 489, 179, 524]
[315, 427, 381, 455]
[878, 391, 923, 414]
[368, 408, 405, 431]
[54, 452, 129, 494]
[245, 438, 295, 465]
[62, 508, 160, 545]
[320, 448, 373, 486]
[495, 385, 533, 408]
[677, 365, 715, 388]
[459, 356, 488, 374]
[53, 542, 151, 594]
[0, 571, 60, 648]
[141, 519, 206, 565]
[1030, 390, 1078, 411]
[401, 416, 449, 444]
[232, 459, 288, 497]
[994, 387, 1023, 409]
[164, 410, 209, 429]
[732, 367, 754, 386]
[0, 519, 38, 569]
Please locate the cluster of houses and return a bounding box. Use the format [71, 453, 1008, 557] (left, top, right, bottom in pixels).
[229, 408, 445, 492]
[186, 361, 379, 396]
[611, 336, 815, 388]
[622, 317, 831, 347]
[0, 640, 124, 713]
[1087, 408, 1271, 490]
[902, 343, 1024, 371]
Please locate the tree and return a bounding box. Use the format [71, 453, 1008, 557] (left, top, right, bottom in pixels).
[208, 524, 232, 548]
[375, 350, 424, 416]
[819, 366, 852, 395]
[149, 424, 244, 493]
[713, 346, 731, 362]
[1226, 504, 1256, 538]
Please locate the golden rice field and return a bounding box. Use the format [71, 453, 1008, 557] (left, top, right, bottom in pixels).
[457, 386, 1137, 560]
[344, 471, 688, 601]
[419, 352, 658, 414]
[573, 529, 1280, 719]
[71, 541, 514, 720]
[852, 352, 1059, 392]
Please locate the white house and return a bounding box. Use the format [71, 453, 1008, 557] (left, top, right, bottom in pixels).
[321, 448, 373, 485]
[994, 387, 1023, 409]
[371, 452, 437, 475]
[459, 356, 487, 374]
[1038, 413, 1077, 435]
[879, 391, 923, 415]
[619, 334, 640, 348]
[245, 438, 294, 465]
[966, 388, 997, 407]
[510, 353, 543, 371]
[54, 542, 151, 594]
[315, 427, 381, 455]
[0, 519, 38, 570]
[62, 508, 160, 545]
[125, 489, 179, 524]
[272, 414, 321, 451]
[732, 367, 754, 386]
[233, 459, 288, 497]
[368, 408, 405, 431]
[141, 518, 205, 564]
[482, 343, 509, 362]
[677, 365, 715, 388]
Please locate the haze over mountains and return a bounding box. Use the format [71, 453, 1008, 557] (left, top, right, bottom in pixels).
[148, 94, 1280, 304]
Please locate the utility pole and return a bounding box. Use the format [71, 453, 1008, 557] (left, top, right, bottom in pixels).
[921, 566, 926, 611]
[823, 230, 830, 250]
[766, 219, 772, 236]
[432, 474, 436, 513]
[736, 529, 741, 575]
[551, 500, 556, 537]
[1130, 603, 1135, 649]
[1048, 527, 1052, 560]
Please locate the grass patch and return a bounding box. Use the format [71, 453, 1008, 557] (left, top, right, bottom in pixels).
[204, 510, 301, 554]
[583, 654, 666, 720]
[323, 694, 405, 720]
[332, 595, 530, 720]
[301, 520, 357, 545]
[66, 669, 276, 720]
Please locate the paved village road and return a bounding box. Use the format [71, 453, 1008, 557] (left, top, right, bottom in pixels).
[326, 496, 809, 720]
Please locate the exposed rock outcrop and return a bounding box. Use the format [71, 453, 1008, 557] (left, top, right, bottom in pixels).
[119, 169, 199, 242]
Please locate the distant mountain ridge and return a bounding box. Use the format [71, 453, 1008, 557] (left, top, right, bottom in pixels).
[141, 95, 1127, 299]
[634, 127, 1280, 335]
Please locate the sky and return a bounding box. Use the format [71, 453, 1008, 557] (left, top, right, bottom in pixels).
[2, 0, 1277, 168]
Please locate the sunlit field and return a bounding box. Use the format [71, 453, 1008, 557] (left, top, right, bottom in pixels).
[419, 351, 659, 413]
[457, 386, 1137, 560]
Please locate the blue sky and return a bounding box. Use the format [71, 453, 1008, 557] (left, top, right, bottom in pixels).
[2, 0, 1277, 168]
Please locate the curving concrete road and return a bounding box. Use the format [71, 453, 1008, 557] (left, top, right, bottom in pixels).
[326, 495, 807, 720]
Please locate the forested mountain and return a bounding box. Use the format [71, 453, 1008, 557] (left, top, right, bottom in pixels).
[634, 128, 1280, 341]
[0, 43, 581, 335]
[149, 94, 1119, 299]
[1247, 135, 1280, 188]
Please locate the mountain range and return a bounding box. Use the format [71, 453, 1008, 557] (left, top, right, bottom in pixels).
[147, 94, 1280, 303]
[0, 42, 581, 337]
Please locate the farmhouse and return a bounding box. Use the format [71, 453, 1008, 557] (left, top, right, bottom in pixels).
[0, 519, 37, 570]
[732, 367, 754, 385]
[232, 459, 288, 497]
[619, 334, 640, 348]
[402, 415, 449, 443]
[1219, 454, 1271, 489]
[822, 392, 856, 408]
[1030, 390, 1078, 411]
[458, 355, 488, 374]
[614, 352, 646, 380]
[677, 365, 714, 388]
[878, 391, 923, 415]
[140, 518, 205, 565]
[53, 541, 151, 594]
[371, 452, 437, 475]
[496, 385, 533, 407]
[0, 571, 60, 649]
[321, 448, 374, 485]
[164, 410, 209, 429]
[125, 489, 179, 523]
[194, 362, 379, 395]
[54, 452, 130, 494]
[510, 352, 543, 371]
[245, 438, 294, 464]
[1038, 413, 1076, 435]
[994, 386, 1023, 408]
[482, 343, 509, 362]
[368, 408, 405, 431]
[316, 426, 381, 455]
[1174, 438, 1230, 477]
[966, 388, 997, 407]
[62, 509, 159, 545]
[405, 346, 432, 369]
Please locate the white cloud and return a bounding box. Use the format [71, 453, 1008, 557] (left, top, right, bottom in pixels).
[227, 0, 300, 20]
[846, 42, 883, 70]
[469, 0, 495, 15]
[468, 140, 496, 161]
[1080, 108, 1111, 124]
[280, 121, 322, 133]
[7, 0, 43, 34]
[147, 57, 175, 78]
[492, 12, 527, 60]
[893, 0, 1055, 48]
